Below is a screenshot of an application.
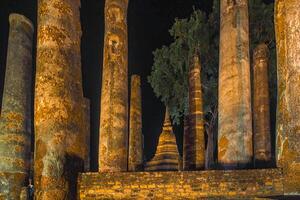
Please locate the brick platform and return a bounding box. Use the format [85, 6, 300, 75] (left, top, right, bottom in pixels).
[78, 168, 284, 199]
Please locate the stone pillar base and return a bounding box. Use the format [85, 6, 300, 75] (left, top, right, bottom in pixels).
[0, 172, 27, 199]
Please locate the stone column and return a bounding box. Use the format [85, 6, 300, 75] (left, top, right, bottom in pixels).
[99, 0, 129, 172]
[275, 0, 300, 194]
[253, 43, 271, 165]
[184, 54, 205, 170]
[128, 75, 143, 171]
[0, 14, 33, 199]
[34, 0, 86, 198]
[218, 0, 253, 168]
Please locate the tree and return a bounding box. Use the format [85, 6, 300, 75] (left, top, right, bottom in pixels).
[148, 6, 219, 125]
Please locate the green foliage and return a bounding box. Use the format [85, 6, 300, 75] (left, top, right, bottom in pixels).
[148, 2, 220, 124]
[148, 8, 219, 124]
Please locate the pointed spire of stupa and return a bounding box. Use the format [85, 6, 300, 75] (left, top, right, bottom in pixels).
[145, 107, 180, 171]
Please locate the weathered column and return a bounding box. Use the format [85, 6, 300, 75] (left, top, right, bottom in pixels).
[275, 0, 300, 194]
[253, 43, 271, 165]
[99, 0, 129, 172]
[184, 54, 205, 170]
[34, 0, 86, 198]
[128, 75, 143, 171]
[218, 0, 253, 168]
[0, 14, 33, 199]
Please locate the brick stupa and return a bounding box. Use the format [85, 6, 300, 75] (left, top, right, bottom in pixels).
[145, 108, 179, 171]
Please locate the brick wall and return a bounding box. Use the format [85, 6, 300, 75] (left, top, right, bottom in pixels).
[78, 169, 283, 199]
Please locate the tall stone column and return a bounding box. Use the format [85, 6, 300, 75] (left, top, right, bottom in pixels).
[99, 0, 129, 172]
[34, 0, 86, 198]
[128, 75, 143, 171]
[253, 43, 271, 165]
[218, 0, 253, 168]
[0, 13, 33, 199]
[184, 54, 205, 170]
[275, 0, 300, 194]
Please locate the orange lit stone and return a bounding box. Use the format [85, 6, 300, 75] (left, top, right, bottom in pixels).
[78, 169, 283, 199]
[145, 108, 180, 171]
[34, 0, 87, 198]
[275, 0, 300, 194]
[99, 0, 129, 172]
[218, 0, 253, 168]
[183, 54, 205, 170]
[128, 75, 143, 171]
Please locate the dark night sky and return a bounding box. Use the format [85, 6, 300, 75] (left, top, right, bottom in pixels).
[0, 0, 274, 171]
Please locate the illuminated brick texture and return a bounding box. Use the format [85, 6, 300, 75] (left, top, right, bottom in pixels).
[218, 0, 253, 168]
[184, 54, 205, 170]
[128, 75, 143, 172]
[34, 0, 87, 198]
[275, 0, 300, 195]
[78, 169, 283, 199]
[253, 43, 271, 164]
[99, 0, 129, 172]
[0, 14, 33, 199]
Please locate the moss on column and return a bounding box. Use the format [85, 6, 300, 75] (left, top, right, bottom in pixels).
[0, 13, 33, 199]
[34, 0, 86, 198]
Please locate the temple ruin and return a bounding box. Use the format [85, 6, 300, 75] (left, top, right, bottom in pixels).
[0, 0, 299, 199]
